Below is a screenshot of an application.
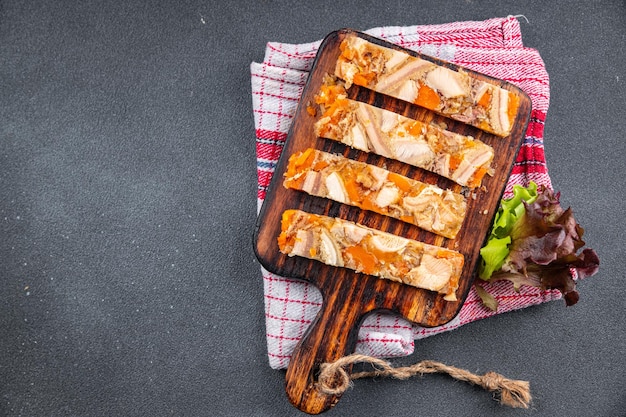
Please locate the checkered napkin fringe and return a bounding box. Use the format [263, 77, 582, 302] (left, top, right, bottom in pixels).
[251, 16, 560, 369]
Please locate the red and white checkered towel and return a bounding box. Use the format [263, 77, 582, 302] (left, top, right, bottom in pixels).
[251, 16, 562, 369]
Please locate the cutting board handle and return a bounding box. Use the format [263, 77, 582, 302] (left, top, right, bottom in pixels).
[284, 273, 373, 414]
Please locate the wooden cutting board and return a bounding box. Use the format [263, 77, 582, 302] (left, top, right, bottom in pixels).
[253, 29, 531, 414]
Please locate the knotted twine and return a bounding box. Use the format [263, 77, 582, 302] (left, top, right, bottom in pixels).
[318, 354, 531, 409]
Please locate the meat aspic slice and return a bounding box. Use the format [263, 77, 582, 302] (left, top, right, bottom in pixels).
[314, 80, 495, 188]
[278, 209, 464, 301]
[284, 148, 467, 239]
[335, 34, 520, 137]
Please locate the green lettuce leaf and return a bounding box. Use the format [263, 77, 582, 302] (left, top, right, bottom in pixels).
[479, 182, 539, 280]
[478, 236, 510, 280]
[477, 182, 599, 310]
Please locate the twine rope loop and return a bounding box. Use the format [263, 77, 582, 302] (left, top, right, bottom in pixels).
[317, 354, 531, 409]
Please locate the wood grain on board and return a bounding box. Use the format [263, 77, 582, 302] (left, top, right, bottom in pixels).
[253, 29, 531, 414]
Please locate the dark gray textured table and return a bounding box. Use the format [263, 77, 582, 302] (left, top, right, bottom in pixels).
[1, 1, 624, 416]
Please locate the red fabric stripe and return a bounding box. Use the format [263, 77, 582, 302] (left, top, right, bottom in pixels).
[257, 170, 275, 186]
[265, 42, 318, 60]
[265, 313, 313, 325]
[256, 129, 287, 142]
[252, 89, 301, 103]
[532, 110, 546, 122]
[253, 108, 296, 120]
[264, 293, 321, 307]
[405, 31, 505, 46]
[510, 164, 548, 176]
[256, 142, 284, 162]
[516, 144, 546, 163]
[527, 111, 546, 137]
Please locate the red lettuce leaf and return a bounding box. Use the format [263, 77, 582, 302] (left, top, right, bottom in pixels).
[478, 183, 600, 310]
